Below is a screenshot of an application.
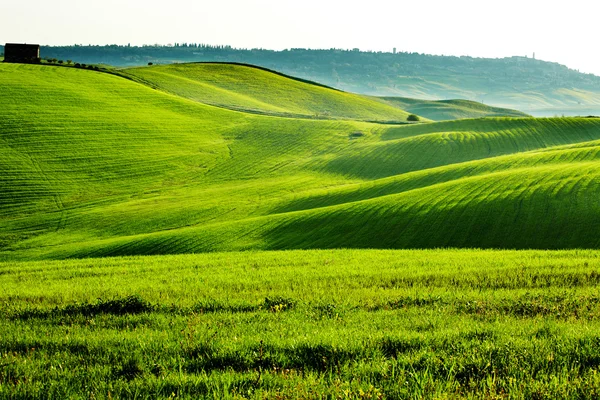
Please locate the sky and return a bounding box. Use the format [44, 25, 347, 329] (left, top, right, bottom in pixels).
[3, 0, 599, 75]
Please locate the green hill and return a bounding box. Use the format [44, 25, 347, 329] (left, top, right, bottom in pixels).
[375, 97, 530, 120]
[121, 63, 415, 122]
[2, 63, 600, 260]
[30, 44, 600, 116]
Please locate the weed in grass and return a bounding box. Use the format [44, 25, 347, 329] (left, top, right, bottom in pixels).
[263, 297, 295, 313]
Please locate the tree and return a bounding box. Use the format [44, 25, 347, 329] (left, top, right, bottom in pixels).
[407, 114, 420, 122]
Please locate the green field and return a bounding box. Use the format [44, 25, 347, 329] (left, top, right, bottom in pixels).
[375, 97, 531, 121]
[122, 63, 417, 122]
[34, 45, 600, 117]
[2, 249, 600, 399]
[2, 63, 600, 260]
[121, 63, 526, 122]
[2, 62, 600, 398]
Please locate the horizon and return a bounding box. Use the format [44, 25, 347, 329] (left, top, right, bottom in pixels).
[2, 42, 593, 77]
[2, 0, 599, 76]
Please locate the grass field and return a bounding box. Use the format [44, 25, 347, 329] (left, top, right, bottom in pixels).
[122, 63, 528, 122]
[2, 63, 600, 260]
[2, 249, 600, 399]
[375, 97, 531, 121]
[122, 63, 417, 122]
[3, 61, 600, 398]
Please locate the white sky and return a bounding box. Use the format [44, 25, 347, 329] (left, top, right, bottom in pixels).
[2, 0, 599, 75]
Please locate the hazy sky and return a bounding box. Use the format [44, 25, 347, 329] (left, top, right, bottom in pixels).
[3, 0, 599, 75]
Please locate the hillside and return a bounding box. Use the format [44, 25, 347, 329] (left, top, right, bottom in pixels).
[2, 63, 600, 260]
[121, 63, 414, 122]
[18, 44, 600, 116]
[375, 97, 530, 121]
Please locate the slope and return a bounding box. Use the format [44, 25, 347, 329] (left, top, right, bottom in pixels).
[2, 63, 600, 260]
[121, 63, 417, 122]
[36, 45, 600, 116]
[24, 118, 600, 258]
[0, 63, 381, 255]
[375, 97, 530, 121]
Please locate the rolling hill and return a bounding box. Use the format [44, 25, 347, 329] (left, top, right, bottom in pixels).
[2, 62, 600, 260]
[375, 97, 530, 121]
[121, 63, 416, 122]
[24, 44, 600, 116]
[122, 62, 526, 121]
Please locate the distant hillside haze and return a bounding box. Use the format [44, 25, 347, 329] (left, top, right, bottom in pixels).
[4, 44, 600, 116]
[373, 97, 530, 121]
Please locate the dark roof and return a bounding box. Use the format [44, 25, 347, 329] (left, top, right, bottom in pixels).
[5, 43, 40, 48]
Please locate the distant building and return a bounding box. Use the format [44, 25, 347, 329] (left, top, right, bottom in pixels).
[4, 43, 40, 63]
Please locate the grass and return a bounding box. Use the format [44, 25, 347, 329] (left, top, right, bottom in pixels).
[2, 249, 600, 398]
[375, 97, 531, 121]
[3, 62, 600, 398]
[122, 63, 417, 122]
[2, 63, 600, 259]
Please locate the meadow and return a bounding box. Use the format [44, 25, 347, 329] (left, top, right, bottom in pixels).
[374, 97, 530, 121]
[2, 249, 600, 399]
[2, 63, 600, 260]
[2, 62, 600, 398]
[122, 63, 415, 122]
[32, 44, 600, 117]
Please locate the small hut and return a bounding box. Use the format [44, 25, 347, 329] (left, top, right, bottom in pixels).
[4, 43, 40, 63]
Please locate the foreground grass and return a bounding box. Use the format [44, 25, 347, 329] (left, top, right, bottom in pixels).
[2, 249, 600, 399]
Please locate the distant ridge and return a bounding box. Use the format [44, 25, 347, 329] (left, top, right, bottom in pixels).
[24, 44, 600, 116]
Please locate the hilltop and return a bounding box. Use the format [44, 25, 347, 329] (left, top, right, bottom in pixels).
[1, 62, 600, 260]
[121, 63, 414, 122]
[11, 44, 600, 116]
[121, 62, 527, 121]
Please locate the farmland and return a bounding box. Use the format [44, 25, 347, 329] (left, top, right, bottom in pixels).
[2, 61, 600, 398]
[2, 63, 600, 260]
[374, 97, 530, 121]
[121, 63, 530, 121]
[30, 44, 600, 117]
[122, 63, 415, 122]
[2, 250, 600, 398]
